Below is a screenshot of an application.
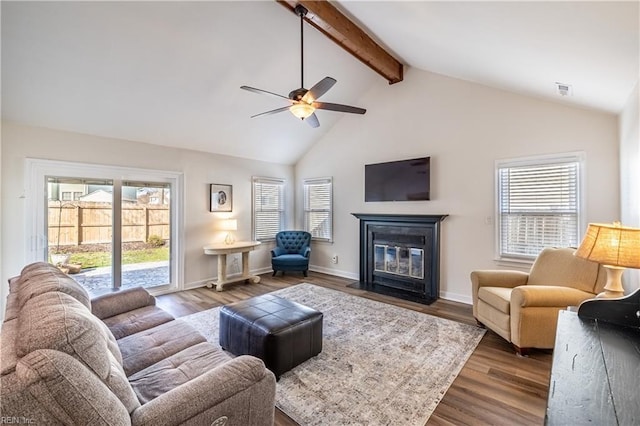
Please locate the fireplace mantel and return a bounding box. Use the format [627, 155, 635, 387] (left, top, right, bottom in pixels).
[350, 213, 448, 304]
[351, 213, 448, 224]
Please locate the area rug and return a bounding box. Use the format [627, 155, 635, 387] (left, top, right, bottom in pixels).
[179, 284, 485, 426]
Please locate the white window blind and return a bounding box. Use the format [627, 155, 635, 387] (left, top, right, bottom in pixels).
[303, 177, 333, 241]
[252, 177, 285, 241]
[497, 155, 582, 260]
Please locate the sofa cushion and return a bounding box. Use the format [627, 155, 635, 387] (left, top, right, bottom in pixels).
[272, 254, 309, 267]
[16, 262, 91, 310]
[16, 292, 139, 412]
[17, 292, 115, 366]
[129, 342, 231, 404]
[17, 349, 131, 425]
[3, 292, 20, 322]
[118, 320, 207, 376]
[0, 319, 18, 375]
[103, 305, 175, 340]
[8, 275, 20, 293]
[0, 369, 56, 424]
[91, 286, 157, 320]
[477, 286, 513, 314]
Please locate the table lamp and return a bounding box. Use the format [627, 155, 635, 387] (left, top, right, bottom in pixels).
[575, 221, 640, 298]
[215, 219, 237, 245]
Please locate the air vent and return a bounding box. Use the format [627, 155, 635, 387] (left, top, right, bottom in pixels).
[555, 82, 573, 97]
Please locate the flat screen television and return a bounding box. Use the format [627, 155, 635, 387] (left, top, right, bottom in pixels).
[365, 157, 430, 202]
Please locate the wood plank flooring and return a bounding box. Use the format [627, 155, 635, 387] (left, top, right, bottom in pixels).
[156, 272, 552, 426]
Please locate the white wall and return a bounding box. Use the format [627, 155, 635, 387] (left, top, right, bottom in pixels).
[0, 121, 294, 315]
[296, 68, 620, 303]
[619, 81, 640, 292]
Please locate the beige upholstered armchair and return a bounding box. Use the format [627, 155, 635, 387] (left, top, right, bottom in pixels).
[471, 247, 606, 355]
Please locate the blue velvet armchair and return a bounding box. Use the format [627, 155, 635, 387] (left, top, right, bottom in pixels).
[271, 231, 311, 277]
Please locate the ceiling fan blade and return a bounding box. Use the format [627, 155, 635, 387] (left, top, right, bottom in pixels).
[250, 106, 291, 119]
[302, 77, 337, 103]
[313, 102, 366, 115]
[304, 113, 320, 128]
[241, 86, 292, 101]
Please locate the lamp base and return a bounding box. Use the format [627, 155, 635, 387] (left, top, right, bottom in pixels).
[596, 265, 625, 299]
[224, 233, 235, 245]
[596, 289, 625, 298]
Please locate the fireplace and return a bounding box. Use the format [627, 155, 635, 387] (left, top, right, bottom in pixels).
[349, 213, 447, 304]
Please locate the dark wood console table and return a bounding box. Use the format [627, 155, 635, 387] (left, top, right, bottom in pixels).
[545, 291, 640, 425]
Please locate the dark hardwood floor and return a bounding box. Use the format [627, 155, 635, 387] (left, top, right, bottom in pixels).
[156, 272, 552, 426]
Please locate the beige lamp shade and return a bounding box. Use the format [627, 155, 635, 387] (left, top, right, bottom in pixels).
[575, 222, 640, 268]
[214, 219, 237, 232]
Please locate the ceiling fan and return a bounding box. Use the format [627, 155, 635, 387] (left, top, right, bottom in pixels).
[240, 4, 366, 128]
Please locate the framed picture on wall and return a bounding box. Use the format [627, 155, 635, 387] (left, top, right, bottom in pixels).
[210, 184, 232, 212]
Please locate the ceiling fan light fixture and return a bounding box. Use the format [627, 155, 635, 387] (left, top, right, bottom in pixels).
[289, 102, 315, 119]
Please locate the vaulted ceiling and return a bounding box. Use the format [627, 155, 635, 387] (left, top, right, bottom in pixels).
[2, 1, 638, 165]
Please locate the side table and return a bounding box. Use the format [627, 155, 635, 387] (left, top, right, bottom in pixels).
[203, 241, 262, 291]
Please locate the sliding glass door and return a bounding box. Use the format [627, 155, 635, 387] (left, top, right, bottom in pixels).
[121, 181, 171, 289]
[28, 159, 182, 295]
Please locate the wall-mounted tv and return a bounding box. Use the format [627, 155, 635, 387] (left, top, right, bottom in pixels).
[365, 157, 430, 202]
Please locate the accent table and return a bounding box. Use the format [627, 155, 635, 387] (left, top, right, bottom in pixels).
[203, 241, 262, 291]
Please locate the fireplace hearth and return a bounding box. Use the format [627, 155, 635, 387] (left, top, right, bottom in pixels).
[349, 213, 447, 304]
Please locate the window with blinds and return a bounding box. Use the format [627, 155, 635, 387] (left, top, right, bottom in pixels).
[497, 154, 583, 260]
[252, 177, 285, 241]
[303, 177, 333, 241]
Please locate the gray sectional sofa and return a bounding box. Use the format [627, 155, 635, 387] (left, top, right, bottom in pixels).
[0, 262, 276, 425]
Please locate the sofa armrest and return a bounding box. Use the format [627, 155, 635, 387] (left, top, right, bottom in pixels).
[301, 246, 311, 258]
[471, 270, 529, 319]
[91, 287, 156, 319]
[131, 355, 276, 426]
[509, 286, 597, 349]
[471, 270, 530, 289]
[511, 285, 595, 308]
[271, 247, 286, 258]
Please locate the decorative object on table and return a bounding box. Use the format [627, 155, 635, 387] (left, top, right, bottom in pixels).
[574, 221, 640, 298]
[471, 247, 606, 354]
[271, 231, 311, 277]
[215, 218, 237, 245]
[577, 287, 640, 327]
[179, 283, 484, 426]
[209, 183, 232, 212]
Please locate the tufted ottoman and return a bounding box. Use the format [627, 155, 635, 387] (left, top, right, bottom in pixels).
[219, 294, 323, 379]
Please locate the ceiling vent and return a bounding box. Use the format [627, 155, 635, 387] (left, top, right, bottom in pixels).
[555, 82, 573, 97]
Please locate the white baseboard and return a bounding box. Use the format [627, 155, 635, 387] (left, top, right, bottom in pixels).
[309, 265, 359, 281]
[439, 291, 472, 305]
[180, 268, 471, 306]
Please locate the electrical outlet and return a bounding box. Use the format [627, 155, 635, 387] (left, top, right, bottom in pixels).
[331, 255, 338, 264]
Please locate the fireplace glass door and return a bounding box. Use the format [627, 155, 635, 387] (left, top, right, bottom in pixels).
[374, 244, 424, 279]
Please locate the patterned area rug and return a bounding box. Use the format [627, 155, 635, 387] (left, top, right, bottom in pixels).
[179, 284, 485, 426]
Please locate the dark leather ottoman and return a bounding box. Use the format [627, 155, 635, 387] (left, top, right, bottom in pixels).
[219, 294, 323, 379]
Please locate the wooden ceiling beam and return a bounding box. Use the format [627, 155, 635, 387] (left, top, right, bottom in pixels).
[277, 0, 403, 84]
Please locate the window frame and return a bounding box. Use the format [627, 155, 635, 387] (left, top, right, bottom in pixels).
[25, 158, 184, 293]
[495, 152, 586, 263]
[303, 177, 333, 242]
[252, 176, 285, 242]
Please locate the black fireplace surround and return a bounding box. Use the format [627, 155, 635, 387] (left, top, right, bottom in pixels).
[349, 213, 448, 304]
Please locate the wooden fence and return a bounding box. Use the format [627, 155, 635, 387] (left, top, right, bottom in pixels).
[48, 201, 169, 246]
